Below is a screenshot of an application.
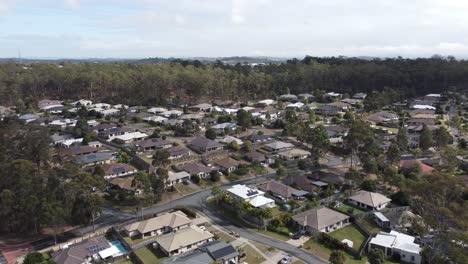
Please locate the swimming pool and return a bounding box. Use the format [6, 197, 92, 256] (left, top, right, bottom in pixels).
[110, 241, 128, 254]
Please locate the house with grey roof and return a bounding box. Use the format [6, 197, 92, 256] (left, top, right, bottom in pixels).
[178, 162, 215, 178]
[75, 152, 115, 167]
[161, 240, 239, 264]
[124, 211, 192, 239]
[292, 207, 350, 233]
[52, 236, 113, 264]
[153, 226, 214, 256]
[348, 190, 391, 211]
[133, 138, 173, 152]
[189, 136, 223, 153]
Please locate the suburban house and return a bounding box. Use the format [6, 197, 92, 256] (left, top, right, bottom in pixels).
[316, 104, 343, 116]
[399, 159, 435, 174]
[153, 226, 214, 256]
[352, 93, 367, 100]
[167, 171, 191, 186]
[100, 163, 137, 180]
[226, 184, 275, 209]
[112, 131, 148, 144]
[211, 122, 237, 134]
[292, 207, 350, 233]
[189, 136, 223, 153]
[75, 152, 115, 167]
[52, 236, 124, 264]
[219, 135, 243, 145]
[49, 118, 77, 129]
[278, 94, 298, 102]
[298, 93, 315, 101]
[366, 111, 399, 124]
[257, 180, 302, 202]
[147, 107, 168, 114]
[277, 148, 311, 160]
[72, 99, 93, 107]
[241, 134, 273, 144]
[161, 240, 239, 264]
[324, 92, 342, 101]
[178, 162, 214, 178]
[67, 145, 107, 156]
[98, 127, 133, 141]
[142, 115, 168, 123]
[109, 176, 143, 195]
[245, 151, 268, 165]
[214, 158, 242, 173]
[19, 113, 40, 123]
[133, 138, 173, 152]
[368, 231, 422, 264]
[190, 103, 213, 112]
[167, 146, 192, 160]
[348, 190, 391, 211]
[263, 141, 294, 152]
[124, 211, 192, 239]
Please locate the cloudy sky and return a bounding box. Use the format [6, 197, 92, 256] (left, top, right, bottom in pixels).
[1, 0, 468, 58]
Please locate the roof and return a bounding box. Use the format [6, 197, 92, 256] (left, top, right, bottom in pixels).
[278, 148, 311, 158]
[75, 152, 114, 165]
[155, 226, 214, 253]
[249, 195, 275, 208]
[348, 190, 391, 208]
[161, 240, 238, 264]
[374, 212, 389, 222]
[125, 211, 192, 235]
[112, 131, 148, 142]
[134, 138, 172, 149]
[219, 136, 243, 145]
[257, 180, 299, 199]
[167, 146, 190, 156]
[52, 236, 110, 264]
[293, 207, 350, 230]
[168, 171, 190, 181]
[68, 146, 105, 156]
[101, 163, 136, 176]
[264, 141, 294, 151]
[370, 231, 421, 254]
[227, 184, 264, 200]
[399, 159, 434, 173]
[179, 162, 213, 175]
[245, 151, 266, 162]
[214, 158, 242, 169]
[109, 176, 137, 191]
[189, 137, 223, 151]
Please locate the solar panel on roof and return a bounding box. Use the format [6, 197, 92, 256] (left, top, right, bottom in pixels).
[246, 190, 258, 197]
[210, 246, 237, 260]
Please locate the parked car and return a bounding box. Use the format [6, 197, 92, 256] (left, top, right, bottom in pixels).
[292, 230, 305, 240]
[279, 255, 291, 264]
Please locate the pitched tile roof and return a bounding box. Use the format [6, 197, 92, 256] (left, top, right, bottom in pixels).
[292, 207, 349, 231]
[349, 190, 391, 208]
[125, 211, 192, 235]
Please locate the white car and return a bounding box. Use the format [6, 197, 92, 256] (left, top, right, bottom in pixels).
[279, 255, 291, 264]
[199, 225, 206, 231]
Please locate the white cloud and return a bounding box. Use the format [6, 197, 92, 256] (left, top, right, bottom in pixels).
[65, 0, 80, 9]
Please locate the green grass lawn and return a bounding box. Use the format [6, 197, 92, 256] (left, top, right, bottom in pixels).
[250, 241, 271, 253]
[174, 183, 196, 194]
[303, 238, 366, 264]
[122, 232, 156, 246]
[270, 206, 284, 217]
[335, 204, 367, 215]
[114, 259, 134, 264]
[328, 225, 367, 250]
[242, 245, 266, 264]
[357, 216, 382, 235]
[254, 228, 291, 241]
[134, 246, 168, 264]
[212, 230, 236, 243]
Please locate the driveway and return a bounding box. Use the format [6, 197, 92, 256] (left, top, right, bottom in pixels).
[286, 236, 310, 247]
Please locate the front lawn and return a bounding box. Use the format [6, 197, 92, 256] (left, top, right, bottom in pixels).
[335, 204, 366, 215]
[134, 246, 168, 264]
[241, 245, 266, 264]
[303, 238, 366, 264]
[328, 225, 367, 250]
[357, 216, 382, 235]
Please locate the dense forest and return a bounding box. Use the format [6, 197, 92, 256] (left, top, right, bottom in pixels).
[1, 56, 468, 108]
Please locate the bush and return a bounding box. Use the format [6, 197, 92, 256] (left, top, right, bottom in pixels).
[173, 206, 197, 218]
[210, 171, 220, 182]
[318, 233, 348, 250]
[191, 174, 200, 184]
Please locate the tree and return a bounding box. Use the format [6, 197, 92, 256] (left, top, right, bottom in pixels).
[329, 250, 346, 264]
[229, 140, 241, 151]
[419, 125, 433, 150]
[276, 166, 287, 177]
[152, 149, 170, 167]
[368, 248, 386, 264]
[433, 126, 452, 148]
[439, 146, 459, 172]
[117, 149, 130, 163]
[361, 180, 377, 192]
[386, 142, 401, 165]
[308, 110, 316, 124]
[236, 109, 253, 130]
[303, 124, 329, 154]
[210, 170, 220, 182]
[205, 128, 217, 140]
[24, 252, 55, 264]
[396, 127, 409, 151]
[242, 140, 253, 152]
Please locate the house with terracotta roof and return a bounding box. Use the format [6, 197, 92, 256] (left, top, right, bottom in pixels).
[399, 159, 435, 174]
[348, 190, 391, 211]
[292, 207, 350, 233]
[214, 158, 242, 173]
[124, 211, 192, 239]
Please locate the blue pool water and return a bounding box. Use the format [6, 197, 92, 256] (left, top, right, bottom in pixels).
[111, 241, 128, 254]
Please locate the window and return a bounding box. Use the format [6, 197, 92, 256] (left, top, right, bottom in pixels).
[411, 256, 415, 261]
